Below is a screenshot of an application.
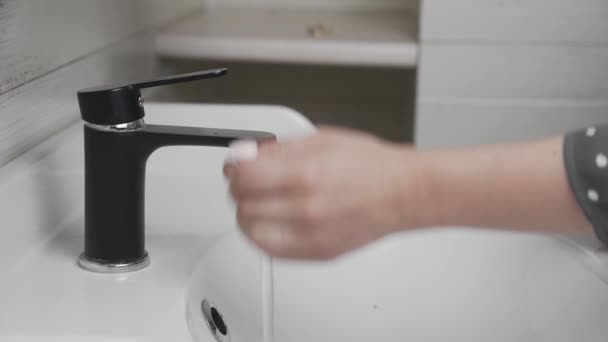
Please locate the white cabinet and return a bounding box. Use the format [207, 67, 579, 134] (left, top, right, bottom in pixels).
[154, 0, 608, 146]
[157, 1, 420, 68]
[156, 0, 420, 142]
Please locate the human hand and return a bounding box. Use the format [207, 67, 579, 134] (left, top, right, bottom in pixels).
[224, 127, 425, 260]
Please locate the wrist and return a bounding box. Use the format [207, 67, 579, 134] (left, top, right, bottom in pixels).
[390, 145, 439, 231]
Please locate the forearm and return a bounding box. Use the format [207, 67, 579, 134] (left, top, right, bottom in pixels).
[410, 137, 592, 235]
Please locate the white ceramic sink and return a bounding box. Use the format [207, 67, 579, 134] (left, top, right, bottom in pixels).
[2, 102, 608, 342]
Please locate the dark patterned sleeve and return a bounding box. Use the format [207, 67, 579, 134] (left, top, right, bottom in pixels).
[564, 124, 608, 243]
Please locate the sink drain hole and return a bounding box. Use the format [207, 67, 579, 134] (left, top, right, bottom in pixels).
[211, 307, 228, 336]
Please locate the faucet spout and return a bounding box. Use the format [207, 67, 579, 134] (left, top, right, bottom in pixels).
[142, 124, 274, 151]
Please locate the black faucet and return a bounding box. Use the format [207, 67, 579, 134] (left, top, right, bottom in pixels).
[76, 69, 274, 273]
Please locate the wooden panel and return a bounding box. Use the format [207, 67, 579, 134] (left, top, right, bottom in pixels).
[421, 0, 608, 43]
[159, 60, 415, 98]
[418, 44, 608, 101]
[0, 0, 201, 94]
[0, 32, 165, 167]
[155, 60, 416, 141]
[415, 100, 608, 147]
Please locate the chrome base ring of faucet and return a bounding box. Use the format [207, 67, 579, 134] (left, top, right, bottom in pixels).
[77, 252, 150, 273]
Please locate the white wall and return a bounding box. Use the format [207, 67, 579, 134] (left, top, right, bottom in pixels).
[0, 0, 203, 166]
[415, 0, 608, 147]
[421, 0, 608, 43]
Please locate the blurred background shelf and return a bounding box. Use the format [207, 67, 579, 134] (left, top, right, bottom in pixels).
[156, 8, 418, 68]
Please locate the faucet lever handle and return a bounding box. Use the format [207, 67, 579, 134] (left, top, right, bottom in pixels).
[132, 68, 227, 89]
[78, 68, 228, 126]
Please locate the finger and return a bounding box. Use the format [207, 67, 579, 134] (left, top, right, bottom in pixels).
[244, 223, 333, 260]
[228, 152, 318, 199]
[237, 197, 300, 222]
[224, 139, 259, 179]
[236, 195, 330, 228]
[228, 159, 292, 198]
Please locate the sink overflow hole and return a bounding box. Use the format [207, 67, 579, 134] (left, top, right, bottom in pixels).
[202, 299, 229, 341]
[211, 307, 228, 336]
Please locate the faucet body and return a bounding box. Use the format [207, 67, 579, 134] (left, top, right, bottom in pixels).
[76, 69, 275, 273]
[81, 120, 274, 272]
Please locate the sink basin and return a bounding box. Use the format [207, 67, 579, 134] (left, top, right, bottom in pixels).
[2, 102, 608, 342]
[187, 230, 608, 342]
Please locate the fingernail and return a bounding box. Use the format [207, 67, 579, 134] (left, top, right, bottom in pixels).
[229, 140, 258, 162]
